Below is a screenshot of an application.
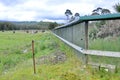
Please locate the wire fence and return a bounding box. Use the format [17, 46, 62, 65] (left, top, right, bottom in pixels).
[52, 16, 120, 71]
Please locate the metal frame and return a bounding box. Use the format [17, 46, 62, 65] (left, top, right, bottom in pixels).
[53, 13, 120, 65]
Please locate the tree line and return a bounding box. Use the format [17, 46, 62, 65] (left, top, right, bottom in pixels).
[0, 21, 59, 31]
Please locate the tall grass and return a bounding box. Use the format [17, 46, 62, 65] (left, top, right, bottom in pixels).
[89, 37, 120, 52]
[0, 31, 41, 74]
[89, 37, 120, 66]
[0, 31, 119, 80]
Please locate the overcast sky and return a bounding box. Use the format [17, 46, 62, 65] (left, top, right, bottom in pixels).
[0, 0, 119, 23]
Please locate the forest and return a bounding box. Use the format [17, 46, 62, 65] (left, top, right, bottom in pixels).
[0, 21, 60, 31]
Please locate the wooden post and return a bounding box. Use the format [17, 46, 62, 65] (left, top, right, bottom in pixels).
[85, 21, 88, 49]
[85, 21, 89, 64]
[32, 40, 36, 74]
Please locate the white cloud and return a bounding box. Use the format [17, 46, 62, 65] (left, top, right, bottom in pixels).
[0, 0, 119, 22]
[0, 3, 8, 11]
[57, 3, 94, 15]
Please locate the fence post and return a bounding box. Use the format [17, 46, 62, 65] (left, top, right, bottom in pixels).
[32, 40, 36, 74]
[85, 21, 89, 65]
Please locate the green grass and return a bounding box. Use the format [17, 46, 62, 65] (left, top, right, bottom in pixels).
[0, 31, 39, 74]
[88, 37, 120, 66]
[0, 31, 119, 80]
[89, 37, 120, 52]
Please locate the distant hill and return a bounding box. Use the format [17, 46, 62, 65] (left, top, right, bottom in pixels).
[0, 21, 60, 30]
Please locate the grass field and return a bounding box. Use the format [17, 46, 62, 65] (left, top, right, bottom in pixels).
[0, 31, 119, 80]
[88, 37, 120, 66]
[0, 31, 41, 74]
[89, 37, 120, 52]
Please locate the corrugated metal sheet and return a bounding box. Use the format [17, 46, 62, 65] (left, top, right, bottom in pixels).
[80, 13, 120, 21]
[55, 13, 120, 29]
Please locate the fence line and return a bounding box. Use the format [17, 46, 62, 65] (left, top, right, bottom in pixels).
[53, 32, 120, 58]
[52, 13, 120, 67]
